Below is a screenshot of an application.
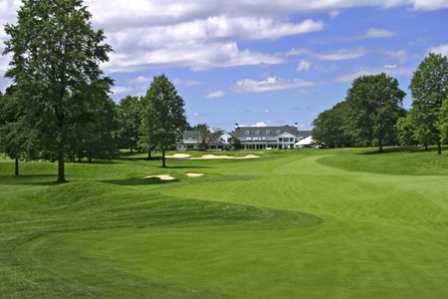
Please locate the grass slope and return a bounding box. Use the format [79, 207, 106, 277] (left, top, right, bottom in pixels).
[1, 148, 448, 298]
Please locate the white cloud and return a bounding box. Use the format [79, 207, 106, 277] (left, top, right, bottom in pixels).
[331, 66, 414, 83]
[364, 28, 397, 38]
[128, 76, 153, 85]
[429, 44, 448, 56]
[237, 108, 251, 113]
[286, 48, 310, 56]
[297, 60, 311, 71]
[103, 42, 284, 72]
[410, 0, 448, 11]
[230, 77, 315, 93]
[384, 64, 397, 69]
[111, 86, 134, 94]
[312, 47, 367, 61]
[252, 122, 268, 127]
[387, 50, 408, 64]
[173, 77, 204, 86]
[206, 90, 225, 98]
[264, 109, 271, 114]
[329, 10, 340, 19]
[292, 88, 311, 97]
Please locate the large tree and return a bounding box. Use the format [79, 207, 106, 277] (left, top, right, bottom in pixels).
[409, 52, 448, 155]
[312, 101, 351, 148]
[117, 95, 141, 153]
[3, 0, 113, 182]
[140, 74, 186, 167]
[344, 73, 406, 152]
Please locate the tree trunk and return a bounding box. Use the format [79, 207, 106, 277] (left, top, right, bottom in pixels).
[78, 155, 82, 163]
[162, 149, 166, 167]
[58, 151, 66, 182]
[15, 158, 19, 176]
[378, 131, 383, 153]
[88, 152, 92, 163]
[148, 151, 152, 160]
[130, 146, 133, 153]
[438, 141, 442, 155]
[70, 152, 75, 163]
[425, 143, 428, 151]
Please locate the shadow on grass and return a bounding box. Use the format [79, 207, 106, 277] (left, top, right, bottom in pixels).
[358, 146, 447, 155]
[155, 165, 213, 169]
[0, 174, 60, 186]
[100, 177, 179, 186]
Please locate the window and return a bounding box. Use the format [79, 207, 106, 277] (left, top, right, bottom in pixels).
[255, 130, 260, 135]
[245, 130, 250, 135]
[266, 130, 270, 135]
[276, 130, 281, 135]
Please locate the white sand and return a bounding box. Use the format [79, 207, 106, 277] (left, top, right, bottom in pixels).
[191, 154, 260, 160]
[144, 174, 175, 181]
[165, 153, 192, 159]
[186, 173, 204, 177]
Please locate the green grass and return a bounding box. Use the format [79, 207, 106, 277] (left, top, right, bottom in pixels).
[2, 148, 448, 298]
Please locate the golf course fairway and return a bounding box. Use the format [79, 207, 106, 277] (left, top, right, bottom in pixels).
[2, 148, 448, 298]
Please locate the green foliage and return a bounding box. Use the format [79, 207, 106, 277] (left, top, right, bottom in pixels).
[194, 123, 223, 149]
[312, 101, 351, 148]
[139, 74, 186, 167]
[409, 52, 448, 154]
[117, 95, 141, 152]
[344, 73, 406, 151]
[3, 0, 113, 181]
[395, 110, 417, 146]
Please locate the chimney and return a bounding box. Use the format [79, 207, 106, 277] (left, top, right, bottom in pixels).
[235, 123, 239, 130]
[295, 122, 298, 129]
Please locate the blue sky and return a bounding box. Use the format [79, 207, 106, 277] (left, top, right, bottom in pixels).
[1, 0, 448, 131]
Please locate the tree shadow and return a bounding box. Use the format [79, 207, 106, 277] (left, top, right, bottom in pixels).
[358, 146, 444, 155]
[155, 165, 212, 169]
[0, 174, 60, 186]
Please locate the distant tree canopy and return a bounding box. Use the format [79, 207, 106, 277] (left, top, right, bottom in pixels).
[409, 52, 448, 155]
[312, 101, 351, 148]
[139, 74, 186, 167]
[312, 73, 405, 151]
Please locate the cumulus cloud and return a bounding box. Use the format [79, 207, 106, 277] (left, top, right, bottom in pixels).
[297, 60, 311, 71]
[264, 109, 271, 114]
[387, 50, 408, 64]
[312, 47, 367, 61]
[173, 77, 204, 86]
[206, 90, 226, 98]
[111, 86, 134, 94]
[103, 42, 284, 72]
[384, 64, 397, 69]
[364, 28, 397, 38]
[329, 10, 341, 19]
[230, 77, 315, 93]
[252, 122, 268, 127]
[429, 44, 448, 56]
[286, 48, 310, 56]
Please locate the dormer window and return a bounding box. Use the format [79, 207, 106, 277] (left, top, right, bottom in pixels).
[266, 130, 270, 135]
[255, 130, 260, 135]
[276, 130, 281, 135]
[245, 130, 250, 135]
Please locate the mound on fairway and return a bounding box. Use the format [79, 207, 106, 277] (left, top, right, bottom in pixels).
[2, 147, 448, 299]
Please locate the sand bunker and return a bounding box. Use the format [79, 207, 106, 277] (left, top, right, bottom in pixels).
[144, 174, 175, 181]
[191, 154, 259, 160]
[186, 173, 204, 177]
[165, 153, 192, 159]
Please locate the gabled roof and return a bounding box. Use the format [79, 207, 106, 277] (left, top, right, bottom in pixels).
[233, 126, 299, 138]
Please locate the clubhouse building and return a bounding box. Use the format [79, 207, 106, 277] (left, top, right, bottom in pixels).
[176, 123, 312, 150]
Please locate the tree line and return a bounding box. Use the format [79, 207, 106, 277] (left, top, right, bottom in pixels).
[0, 0, 186, 182]
[312, 53, 448, 154]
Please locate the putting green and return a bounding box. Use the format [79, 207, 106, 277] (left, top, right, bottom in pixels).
[5, 149, 448, 298]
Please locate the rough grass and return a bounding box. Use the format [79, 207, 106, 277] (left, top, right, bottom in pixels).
[1, 147, 448, 298]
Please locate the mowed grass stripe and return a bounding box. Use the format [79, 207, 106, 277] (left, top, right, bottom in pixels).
[2, 148, 448, 298]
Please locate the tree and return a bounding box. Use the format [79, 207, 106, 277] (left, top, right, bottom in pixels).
[194, 123, 223, 149]
[0, 87, 40, 175]
[139, 74, 186, 167]
[117, 96, 141, 153]
[78, 95, 119, 163]
[344, 73, 406, 152]
[409, 53, 448, 155]
[3, 0, 113, 182]
[312, 101, 351, 148]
